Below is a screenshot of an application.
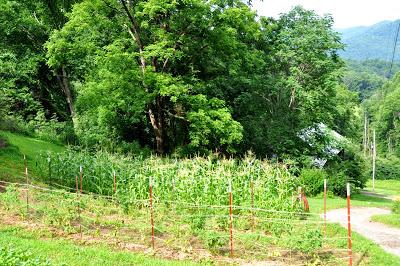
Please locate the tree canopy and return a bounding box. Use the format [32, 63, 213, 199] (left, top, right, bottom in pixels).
[1, 0, 359, 159]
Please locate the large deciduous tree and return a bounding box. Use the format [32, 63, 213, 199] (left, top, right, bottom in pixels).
[47, 0, 248, 153]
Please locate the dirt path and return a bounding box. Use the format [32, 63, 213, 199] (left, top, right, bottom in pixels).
[325, 207, 400, 257]
[360, 190, 396, 200]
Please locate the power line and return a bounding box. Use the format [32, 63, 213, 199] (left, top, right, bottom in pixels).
[387, 20, 400, 77]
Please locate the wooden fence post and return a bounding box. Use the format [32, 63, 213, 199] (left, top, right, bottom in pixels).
[149, 176, 155, 250]
[324, 179, 327, 238]
[229, 180, 233, 257]
[24, 155, 29, 217]
[113, 170, 117, 194]
[347, 183, 353, 266]
[250, 177, 254, 230]
[48, 156, 52, 185]
[372, 129, 376, 191]
[80, 165, 83, 194]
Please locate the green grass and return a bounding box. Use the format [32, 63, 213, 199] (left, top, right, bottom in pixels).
[308, 193, 400, 265]
[0, 131, 65, 182]
[308, 193, 393, 214]
[1, 131, 400, 265]
[371, 213, 400, 228]
[0, 226, 198, 266]
[365, 180, 400, 198]
[326, 224, 400, 265]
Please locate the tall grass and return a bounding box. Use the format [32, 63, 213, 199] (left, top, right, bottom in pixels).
[37, 150, 299, 212]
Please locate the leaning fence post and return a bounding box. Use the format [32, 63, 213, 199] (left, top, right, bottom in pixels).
[149, 176, 155, 250]
[24, 155, 29, 218]
[47, 156, 52, 186]
[113, 170, 117, 194]
[347, 183, 353, 266]
[75, 176, 79, 195]
[229, 180, 233, 257]
[79, 165, 83, 194]
[324, 179, 327, 238]
[250, 177, 255, 230]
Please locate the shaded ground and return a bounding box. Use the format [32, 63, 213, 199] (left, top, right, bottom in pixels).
[0, 138, 7, 149]
[325, 207, 400, 257]
[361, 190, 396, 201]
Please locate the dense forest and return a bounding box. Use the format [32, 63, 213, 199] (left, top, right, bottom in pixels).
[1, 0, 400, 190]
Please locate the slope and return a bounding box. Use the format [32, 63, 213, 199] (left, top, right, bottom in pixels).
[338, 20, 400, 61]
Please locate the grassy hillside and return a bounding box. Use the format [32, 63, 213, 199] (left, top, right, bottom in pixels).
[0, 131, 65, 182]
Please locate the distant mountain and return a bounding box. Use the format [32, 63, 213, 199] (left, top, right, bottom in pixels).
[337, 20, 400, 61]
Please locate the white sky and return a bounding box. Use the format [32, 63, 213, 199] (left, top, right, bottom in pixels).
[252, 0, 400, 28]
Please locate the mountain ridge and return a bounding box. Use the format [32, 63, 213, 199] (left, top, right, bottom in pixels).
[338, 20, 400, 61]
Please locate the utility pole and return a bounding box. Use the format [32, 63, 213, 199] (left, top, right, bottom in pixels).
[372, 129, 376, 191]
[363, 113, 367, 156]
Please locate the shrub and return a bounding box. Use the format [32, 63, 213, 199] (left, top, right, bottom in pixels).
[325, 142, 367, 196]
[375, 156, 400, 180]
[287, 228, 322, 253]
[326, 171, 349, 197]
[393, 198, 400, 214]
[0, 185, 20, 211]
[199, 230, 228, 252]
[299, 168, 327, 196]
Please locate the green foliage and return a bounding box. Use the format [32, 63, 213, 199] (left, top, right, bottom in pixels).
[325, 143, 367, 196]
[0, 185, 20, 211]
[375, 156, 400, 180]
[199, 231, 228, 252]
[366, 73, 400, 156]
[286, 228, 323, 253]
[326, 172, 349, 198]
[393, 199, 400, 214]
[342, 59, 397, 100]
[0, 245, 52, 266]
[0, 0, 79, 123]
[299, 168, 327, 196]
[44, 2, 353, 156]
[38, 149, 300, 211]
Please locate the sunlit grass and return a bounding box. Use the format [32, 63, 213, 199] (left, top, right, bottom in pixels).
[365, 180, 400, 197]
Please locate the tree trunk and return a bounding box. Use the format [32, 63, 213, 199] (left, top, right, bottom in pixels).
[56, 66, 75, 120]
[120, 0, 165, 153]
[148, 97, 165, 154]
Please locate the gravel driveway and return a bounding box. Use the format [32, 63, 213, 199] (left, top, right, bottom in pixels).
[325, 207, 400, 257]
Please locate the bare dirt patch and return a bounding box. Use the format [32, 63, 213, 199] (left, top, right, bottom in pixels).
[0, 138, 7, 149]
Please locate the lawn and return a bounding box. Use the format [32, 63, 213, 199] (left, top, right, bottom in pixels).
[0, 131, 65, 182]
[0, 225, 197, 266]
[371, 213, 400, 228]
[308, 193, 393, 214]
[364, 179, 400, 198]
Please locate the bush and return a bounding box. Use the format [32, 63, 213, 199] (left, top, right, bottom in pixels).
[393, 198, 400, 214]
[0, 112, 78, 145]
[287, 228, 323, 253]
[299, 168, 327, 196]
[327, 171, 348, 197]
[375, 156, 400, 180]
[325, 142, 367, 196]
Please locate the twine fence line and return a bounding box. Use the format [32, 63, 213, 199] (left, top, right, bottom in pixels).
[0, 162, 354, 265]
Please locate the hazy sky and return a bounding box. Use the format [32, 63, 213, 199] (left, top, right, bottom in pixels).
[252, 0, 400, 28]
